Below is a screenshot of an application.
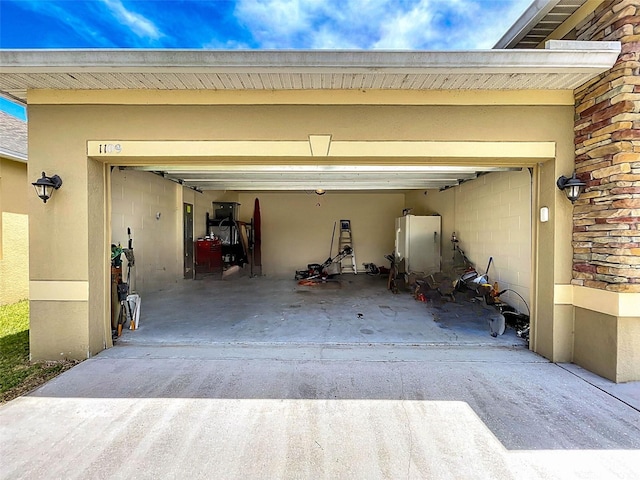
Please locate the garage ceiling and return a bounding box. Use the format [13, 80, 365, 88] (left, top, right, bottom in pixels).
[127, 164, 522, 191]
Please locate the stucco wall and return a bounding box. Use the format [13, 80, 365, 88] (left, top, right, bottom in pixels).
[406, 169, 532, 314]
[26, 100, 575, 360]
[29, 103, 572, 143]
[618, 315, 640, 383]
[0, 158, 29, 305]
[573, 307, 618, 381]
[0, 212, 29, 305]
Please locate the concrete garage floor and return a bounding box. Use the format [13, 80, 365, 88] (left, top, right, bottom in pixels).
[117, 274, 525, 347]
[2, 275, 640, 479]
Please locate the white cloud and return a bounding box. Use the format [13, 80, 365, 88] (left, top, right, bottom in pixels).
[101, 0, 163, 40]
[234, 0, 314, 47]
[234, 0, 532, 50]
[373, 1, 438, 49]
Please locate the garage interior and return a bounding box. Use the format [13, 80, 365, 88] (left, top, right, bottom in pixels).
[110, 159, 533, 348]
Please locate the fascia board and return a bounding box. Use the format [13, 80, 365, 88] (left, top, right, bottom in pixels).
[0, 44, 621, 75]
[0, 148, 28, 163]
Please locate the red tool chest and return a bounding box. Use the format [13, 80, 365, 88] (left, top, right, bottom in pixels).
[195, 238, 223, 277]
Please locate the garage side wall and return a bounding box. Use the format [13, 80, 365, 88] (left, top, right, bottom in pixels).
[111, 168, 183, 294]
[406, 169, 532, 314]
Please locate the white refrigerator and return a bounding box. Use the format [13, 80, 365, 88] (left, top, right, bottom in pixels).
[395, 215, 441, 275]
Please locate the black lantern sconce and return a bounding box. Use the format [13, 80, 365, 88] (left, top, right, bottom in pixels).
[32, 172, 63, 204]
[556, 172, 586, 203]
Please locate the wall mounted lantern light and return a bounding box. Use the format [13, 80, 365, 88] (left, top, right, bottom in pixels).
[315, 189, 326, 195]
[556, 172, 586, 203]
[32, 172, 63, 204]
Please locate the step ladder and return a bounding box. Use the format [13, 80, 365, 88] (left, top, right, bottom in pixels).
[338, 219, 357, 274]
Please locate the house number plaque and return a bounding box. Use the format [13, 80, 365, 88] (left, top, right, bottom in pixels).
[98, 143, 122, 154]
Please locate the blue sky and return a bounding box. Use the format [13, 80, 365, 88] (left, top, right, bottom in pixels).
[0, 0, 533, 119]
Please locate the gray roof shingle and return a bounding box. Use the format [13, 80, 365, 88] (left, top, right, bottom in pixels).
[0, 110, 27, 162]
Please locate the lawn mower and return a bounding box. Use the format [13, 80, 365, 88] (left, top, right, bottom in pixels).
[295, 245, 353, 280]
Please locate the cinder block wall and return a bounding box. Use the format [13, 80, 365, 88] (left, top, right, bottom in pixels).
[110, 168, 183, 294]
[406, 169, 532, 314]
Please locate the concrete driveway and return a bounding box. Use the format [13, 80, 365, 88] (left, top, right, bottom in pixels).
[2, 276, 640, 478]
[2, 341, 640, 479]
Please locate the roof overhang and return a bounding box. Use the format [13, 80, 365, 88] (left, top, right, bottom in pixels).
[0, 148, 27, 163]
[494, 0, 594, 49]
[0, 41, 621, 104]
[0, 43, 620, 191]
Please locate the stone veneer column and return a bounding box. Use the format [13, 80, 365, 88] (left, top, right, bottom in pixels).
[573, 0, 640, 293]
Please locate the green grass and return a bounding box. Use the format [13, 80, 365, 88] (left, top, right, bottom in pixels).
[0, 299, 29, 336]
[0, 301, 78, 403]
